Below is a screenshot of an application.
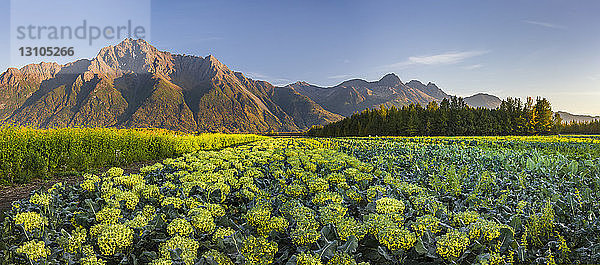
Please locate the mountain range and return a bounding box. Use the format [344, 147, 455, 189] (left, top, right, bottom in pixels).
[0, 39, 343, 132]
[0, 39, 592, 132]
[556, 111, 600, 123]
[457, 94, 597, 123]
[286, 76, 450, 117]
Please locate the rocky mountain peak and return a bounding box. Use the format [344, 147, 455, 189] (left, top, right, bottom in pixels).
[426, 82, 442, 92]
[21, 62, 62, 76]
[377, 73, 402, 86]
[405, 80, 448, 100]
[2, 62, 63, 83]
[205, 55, 223, 66]
[203, 55, 230, 77]
[0, 68, 18, 85]
[292, 81, 311, 86]
[1, 68, 19, 78]
[407, 80, 424, 84]
[406, 80, 425, 88]
[90, 38, 174, 77]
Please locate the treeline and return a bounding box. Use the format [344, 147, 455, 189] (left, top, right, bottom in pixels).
[308, 96, 563, 137]
[561, 120, 600, 134]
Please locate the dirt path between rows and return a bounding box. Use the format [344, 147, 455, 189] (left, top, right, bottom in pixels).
[0, 159, 162, 213]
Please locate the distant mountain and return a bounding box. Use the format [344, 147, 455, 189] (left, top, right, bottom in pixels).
[405, 80, 449, 100]
[0, 39, 341, 132]
[460, 95, 600, 124]
[287, 74, 445, 117]
[463, 93, 502, 109]
[556, 111, 600, 123]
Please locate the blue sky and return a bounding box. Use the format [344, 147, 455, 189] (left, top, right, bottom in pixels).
[1, 0, 599, 115]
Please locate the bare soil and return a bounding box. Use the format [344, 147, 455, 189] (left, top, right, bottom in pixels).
[0, 159, 162, 213]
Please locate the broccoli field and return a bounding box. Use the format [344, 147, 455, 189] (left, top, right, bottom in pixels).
[1, 136, 600, 265]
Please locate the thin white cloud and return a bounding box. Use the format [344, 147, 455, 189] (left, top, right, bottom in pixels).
[328, 74, 351, 79]
[246, 72, 290, 85]
[272, 78, 292, 84]
[385, 50, 489, 69]
[523, 20, 567, 30]
[197, 37, 224, 42]
[463, 64, 483, 70]
[588, 74, 600, 81]
[408, 51, 489, 65]
[246, 72, 269, 79]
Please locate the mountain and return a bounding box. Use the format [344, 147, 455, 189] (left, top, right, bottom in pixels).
[4, 39, 590, 132]
[405, 80, 449, 100]
[0, 39, 341, 132]
[463, 93, 502, 109]
[556, 111, 600, 123]
[286, 73, 445, 117]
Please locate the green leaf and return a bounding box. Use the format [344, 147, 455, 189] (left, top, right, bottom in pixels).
[377, 246, 393, 261]
[338, 236, 358, 254]
[509, 216, 522, 232]
[414, 237, 427, 255]
[316, 240, 338, 260]
[499, 227, 515, 251]
[284, 256, 298, 265]
[139, 251, 157, 262]
[320, 225, 337, 242]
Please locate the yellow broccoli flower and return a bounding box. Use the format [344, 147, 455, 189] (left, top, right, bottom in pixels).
[375, 197, 405, 214]
[436, 230, 470, 262]
[16, 240, 50, 262]
[167, 218, 194, 237]
[14, 211, 47, 232]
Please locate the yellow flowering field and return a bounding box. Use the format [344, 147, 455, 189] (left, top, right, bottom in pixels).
[0, 126, 265, 184]
[1, 137, 599, 264]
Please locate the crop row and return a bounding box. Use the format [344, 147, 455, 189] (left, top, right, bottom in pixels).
[0, 126, 265, 184]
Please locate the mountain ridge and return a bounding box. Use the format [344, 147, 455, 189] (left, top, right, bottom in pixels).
[556, 111, 600, 123]
[0, 39, 342, 132]
[287, 73, 442, 117]
[0, 39, 592, 132]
